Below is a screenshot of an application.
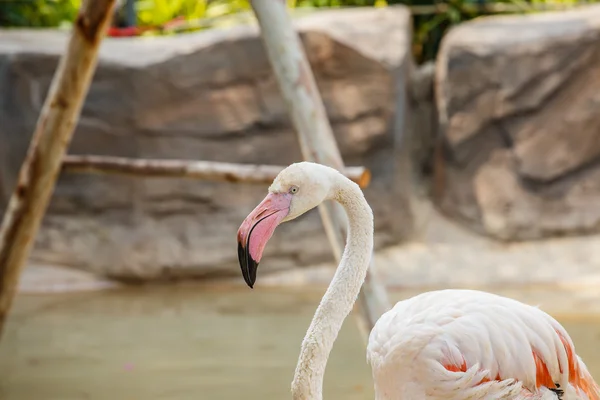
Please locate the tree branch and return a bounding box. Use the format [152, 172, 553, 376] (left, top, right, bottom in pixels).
[250, 0, 390, 342]
[0, 0, 117, 337]
[61, 155, 371, 188]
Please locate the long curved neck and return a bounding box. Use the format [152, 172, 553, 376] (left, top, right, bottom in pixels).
[291, 175, 374, 400]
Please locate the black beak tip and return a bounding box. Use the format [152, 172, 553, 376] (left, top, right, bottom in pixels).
[238, 241, 258, 289]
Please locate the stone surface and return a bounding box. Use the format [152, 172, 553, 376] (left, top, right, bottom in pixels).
[18, 264, 121, 294]
[0, 7, 412, 280]
[18, 198, 600, 299]
[434, 5, 600, 240]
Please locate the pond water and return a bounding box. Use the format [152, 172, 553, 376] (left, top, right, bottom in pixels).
[0, 284, 599, 400]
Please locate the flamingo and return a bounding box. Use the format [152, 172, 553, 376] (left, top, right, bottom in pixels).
[236, 161, 600, 400]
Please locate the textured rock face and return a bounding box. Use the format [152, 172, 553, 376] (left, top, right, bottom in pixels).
[0, 7, 412, 280]
[434, 6, 600, 240]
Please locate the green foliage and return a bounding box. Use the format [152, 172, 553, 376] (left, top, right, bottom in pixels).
[132, 0, 384, 28]
[0, 0, 79, 28]
[0, 0, 593, 62]
[289, 0, 380, 6]
[135, 0, 251, 27]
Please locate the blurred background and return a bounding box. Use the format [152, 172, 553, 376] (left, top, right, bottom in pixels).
[1, 0, 600, 399]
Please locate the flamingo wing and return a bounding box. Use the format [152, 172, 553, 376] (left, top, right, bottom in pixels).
[366, 289, 599, 400]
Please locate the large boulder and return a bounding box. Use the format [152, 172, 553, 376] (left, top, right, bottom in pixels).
[434, 5, 600, 240]
[0, 7, 413, 280]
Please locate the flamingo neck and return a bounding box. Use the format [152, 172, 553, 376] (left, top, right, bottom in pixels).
[291, 175, 374, 400]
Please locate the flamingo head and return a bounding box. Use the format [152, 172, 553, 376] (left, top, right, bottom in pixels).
[236, 162, 334, 288]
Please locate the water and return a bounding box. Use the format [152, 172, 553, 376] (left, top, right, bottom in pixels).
[0, 285, 598, 399]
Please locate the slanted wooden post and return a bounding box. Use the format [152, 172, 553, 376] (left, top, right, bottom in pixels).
[249, 0, 391, 340]
[0, 0, 116, 337]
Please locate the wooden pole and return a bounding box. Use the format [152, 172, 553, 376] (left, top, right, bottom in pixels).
[249, 0, 390, 341]
[61, 155, 372, 188]
[0, 0, 116, 337]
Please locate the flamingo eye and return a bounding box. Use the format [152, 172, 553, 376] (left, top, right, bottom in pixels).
[289, 185, 299, 194]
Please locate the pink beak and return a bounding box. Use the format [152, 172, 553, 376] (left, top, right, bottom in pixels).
[237, 192, 291, 288]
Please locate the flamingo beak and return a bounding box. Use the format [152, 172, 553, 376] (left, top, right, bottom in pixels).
[237, 192, 291, 288]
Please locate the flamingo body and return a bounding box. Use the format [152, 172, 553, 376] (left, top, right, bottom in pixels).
[368, 289, 599, 399]
[236, 162, 599, 400]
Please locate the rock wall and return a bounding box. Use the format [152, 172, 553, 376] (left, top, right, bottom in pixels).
[0, 8, 413, 280]
[434, 6, 600, 240]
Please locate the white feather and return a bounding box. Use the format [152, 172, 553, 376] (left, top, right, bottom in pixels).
[367, 289, 598, 399]
[255, 162, 599, 400]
